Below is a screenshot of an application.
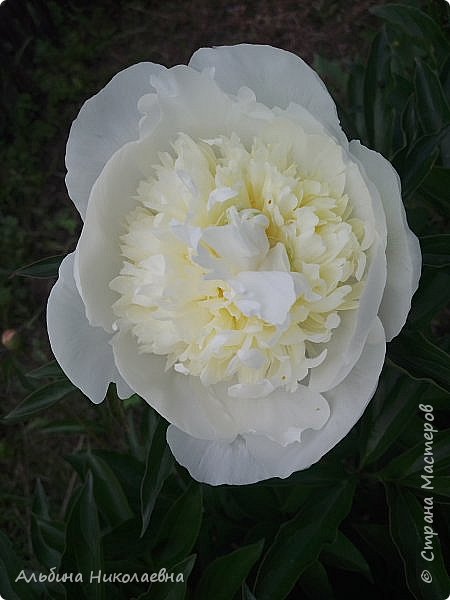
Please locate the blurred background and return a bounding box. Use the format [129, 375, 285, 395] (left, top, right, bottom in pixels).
[1, 1, 449, 599]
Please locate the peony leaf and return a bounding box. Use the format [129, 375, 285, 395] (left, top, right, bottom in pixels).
[135, 554, 196, 600]
[297, 561, 335, 599]
[152, 483, 203, 568]
[13, 255, 63, 279]
[65, 451, 135, 529]
[87, 450, 144, 514]
[414, 60, 450, 135]
[420, 234, 450, 269]
[60, 471, 105, 600]
[421, 166, 450, 207]
[2, 379, 76, 423]
[321, 531, 373, 582]
[409, 267, 450, 328]
[26, 360, 65, 380]
[364, 29, 395, 156]
[387, 330, 450, 393]
[394, 127, 449, 198]
[195, 540, 264, 600]
[140, 420, 174, 537]
[32, 479, 50, 520]
[0, 531, 38, 599]
[254, 479, 356, 600]
[359, 369, 427, 466]
[385, 484, 450, 599]
[31, 515, 64, 571]
[371, 4, 450, 69]
[379, 429, 450, 481]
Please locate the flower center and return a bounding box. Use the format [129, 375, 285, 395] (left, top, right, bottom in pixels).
[110, 131, 372, 398]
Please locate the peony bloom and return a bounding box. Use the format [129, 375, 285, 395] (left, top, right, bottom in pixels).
[47, 45, 421, 485]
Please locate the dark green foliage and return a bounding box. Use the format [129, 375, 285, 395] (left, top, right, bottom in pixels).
[1, 2, 449, 599]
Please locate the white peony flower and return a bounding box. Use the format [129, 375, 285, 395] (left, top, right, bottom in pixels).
[47, 45, 421, 485]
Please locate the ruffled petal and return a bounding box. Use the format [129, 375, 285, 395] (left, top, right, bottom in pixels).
[349, 141, 422, 341]
[76, 67, 268, 333]
[189, 44, 346, 144]
[167, 317, 385, 485]
[47, 253, 132, 403]
[66, 62, 165, 219]
[112, 328, 330, 445]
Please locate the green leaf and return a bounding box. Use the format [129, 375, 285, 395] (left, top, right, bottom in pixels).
[254, 479, 356, 600]
[388, 330, 450, 393]
[2, 379, 76, 423]
[31, 515, 64, 570]
[65, 451, 134, 529]
[321, 531, 373, 581]
[363, 29, 394, 155]
[371, 4, 450, 68]
[420, 234, 450, 268]
[421, 166, 450, 208]
[153, 484, 203, 567]
[242, 583, 257, 600]
[196, 540, 264, 600]
[61, 471, 104, 600]
[298, 561, 335, 600]
[78, 450, 145, 514]
[414, 60, 450, 135]
[379, 429, 450, 481]
[31, 480, 64, 570]
[359, 371, 427, 466]
[33, 479, 50, 519]
[140, 420, 174, 537]
[385, 484, 450, 599]
[85, 452, 134, 528]
[136, 554, 196, 600]
[36, 419, 104, 435]
[409, 267, 450, 328]
[26, 360, 65, 380]
[0, 531, 36, 599]
[13, 254, 63, 278]
[395, 127, 449, 198]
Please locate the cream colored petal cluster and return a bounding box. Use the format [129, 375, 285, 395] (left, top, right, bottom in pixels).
[110, 127, 372, 399]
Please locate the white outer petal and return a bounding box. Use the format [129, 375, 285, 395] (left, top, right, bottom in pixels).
[46, 253, 132, 403]
[167, 317, 386, 485]
[189, 44, 347, 145]
[66, 62, 165, 219]
[349, 141, 422, 341]
[112, 328, 331, 446]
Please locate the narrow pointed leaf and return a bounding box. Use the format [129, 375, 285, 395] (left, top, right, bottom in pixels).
[27, 360, 65, 380]
[13, 255, 63, 278]
[379, 429, 450, 481]
[153, 484, 203, 567]
[61, 472, 104, 600]
[298, 561, 335, 599]
[196, 540, 264, 600]
[388, 330, 450, 393]
[136, 554, 196, 600]
[359, 373, 427, 466]
[385, 484, 450, 599]
[420, 235, 450, 269]
[140, 421, 174, 537]
[255, 479, 356, 600]
[415, 60, 450, 135]
[2, 379, 76, 423]
[371, 4, 450, 68]
[321, 531, 373, 581]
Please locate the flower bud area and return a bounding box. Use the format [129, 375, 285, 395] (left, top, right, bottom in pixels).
[110, 130, 372, 399]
